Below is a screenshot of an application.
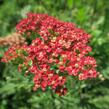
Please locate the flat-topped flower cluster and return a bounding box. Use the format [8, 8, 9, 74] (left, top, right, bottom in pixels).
[2, 13, 99, 96]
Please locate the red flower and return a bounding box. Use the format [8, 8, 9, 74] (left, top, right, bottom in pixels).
[55, 86, 68, 96]
[2, 13, 99, 96]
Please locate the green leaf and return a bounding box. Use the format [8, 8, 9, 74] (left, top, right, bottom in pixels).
[28, 60, 32, 66]
[67, 0, 74, 9]
[50, 64, 58, 70]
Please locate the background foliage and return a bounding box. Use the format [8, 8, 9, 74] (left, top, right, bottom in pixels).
[0, 0, 109, 109]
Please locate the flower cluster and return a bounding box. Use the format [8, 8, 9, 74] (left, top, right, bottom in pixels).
[0, 33, 26, 47]
[2, 13, 99, 96]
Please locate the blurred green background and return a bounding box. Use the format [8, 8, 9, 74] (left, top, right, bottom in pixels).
[0, 0, 109, 109]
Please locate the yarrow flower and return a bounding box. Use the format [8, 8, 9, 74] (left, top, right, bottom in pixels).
[1, 13, 99, 96]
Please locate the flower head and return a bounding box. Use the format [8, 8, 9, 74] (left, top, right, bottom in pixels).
[2, 13, 99, 95]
